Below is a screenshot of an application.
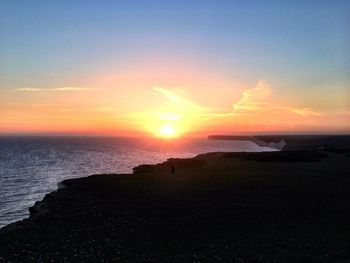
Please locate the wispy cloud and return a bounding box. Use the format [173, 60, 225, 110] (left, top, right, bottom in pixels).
[129, 86, 215, 135]
[233, 80, 272, 114]
[53, 87, 100, 91]
[153, 86, 199, 107]
[232, 81, 323, 117]
[15, 88, 45, 92]
[32, 104, 69, 107]
[151, 86, 212, 118]
[15, 87, 100, 92]
[223, 80, 350, 131]
[290, 108, 322, 116]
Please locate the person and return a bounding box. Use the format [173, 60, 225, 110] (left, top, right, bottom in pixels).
[171, 165, 175, 175]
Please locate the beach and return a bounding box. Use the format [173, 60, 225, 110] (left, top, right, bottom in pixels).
[1, 140, 350, 262]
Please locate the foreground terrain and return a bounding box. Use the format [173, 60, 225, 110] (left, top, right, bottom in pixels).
[1, 148, 350, 262]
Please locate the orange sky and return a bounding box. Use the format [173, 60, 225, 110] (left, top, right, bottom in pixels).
[1, 2, 349, 137]
[1, 74, 349, 137]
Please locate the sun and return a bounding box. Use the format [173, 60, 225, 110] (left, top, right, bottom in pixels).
[158, 124, 177, 138]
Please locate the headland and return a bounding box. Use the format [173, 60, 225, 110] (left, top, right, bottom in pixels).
[1, 136, 350, 262]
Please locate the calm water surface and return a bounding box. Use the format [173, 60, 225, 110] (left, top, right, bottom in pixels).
[0, 136, 275, 228]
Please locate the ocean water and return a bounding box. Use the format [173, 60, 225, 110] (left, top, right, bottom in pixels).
[0, 136, 275, 228]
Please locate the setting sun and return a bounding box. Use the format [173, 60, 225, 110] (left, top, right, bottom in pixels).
[158, 124, 177, 138]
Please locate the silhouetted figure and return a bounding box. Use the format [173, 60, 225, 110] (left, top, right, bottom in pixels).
[171, 166, 175, 175]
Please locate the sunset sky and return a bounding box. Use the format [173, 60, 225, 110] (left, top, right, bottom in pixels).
[1, 1, 349, 137]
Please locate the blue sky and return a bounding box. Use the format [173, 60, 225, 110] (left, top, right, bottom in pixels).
[2, 1, 349, 80]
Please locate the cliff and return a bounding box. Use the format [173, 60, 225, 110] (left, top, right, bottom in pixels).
[1, 148, 350, 262]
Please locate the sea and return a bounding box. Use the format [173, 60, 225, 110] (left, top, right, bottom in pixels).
[0, 136, 276, 229]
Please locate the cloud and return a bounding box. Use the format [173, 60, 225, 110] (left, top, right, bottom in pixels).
[151, 86, 213, 117]
[290, 108, 322, 116]
[233, 80, 272, 114]
[15, 87, 100, 92]
[32, 104, 69, 107]
[53, 87, 100, 91]
[152, 87, 195, 106]
[224, 80, 350, 132]
[232, 81, 324, 118]
[15, 88, 45, 92]
[116, 83, 350, 134]
[129, 86, 214, 135]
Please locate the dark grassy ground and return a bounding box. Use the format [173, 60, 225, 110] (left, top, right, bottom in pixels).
[1, 150, 350, 262]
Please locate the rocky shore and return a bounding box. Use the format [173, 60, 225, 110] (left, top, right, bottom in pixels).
[1, 146, 350, 262]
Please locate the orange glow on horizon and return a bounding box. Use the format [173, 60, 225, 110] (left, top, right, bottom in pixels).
[1, 80, 349, 136]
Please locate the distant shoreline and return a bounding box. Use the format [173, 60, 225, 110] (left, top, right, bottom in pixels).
[208, 134, 350, 151]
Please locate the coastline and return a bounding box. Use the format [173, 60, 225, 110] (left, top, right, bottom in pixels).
[208, 134, 350, 151]
[1, 138, 350, 262]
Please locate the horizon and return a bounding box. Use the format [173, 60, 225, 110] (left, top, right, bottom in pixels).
[1, 1, 349, 137]
[1, 131, 350, 138]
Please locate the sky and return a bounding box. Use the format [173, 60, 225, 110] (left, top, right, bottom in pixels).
[1, 0, 349, 137]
